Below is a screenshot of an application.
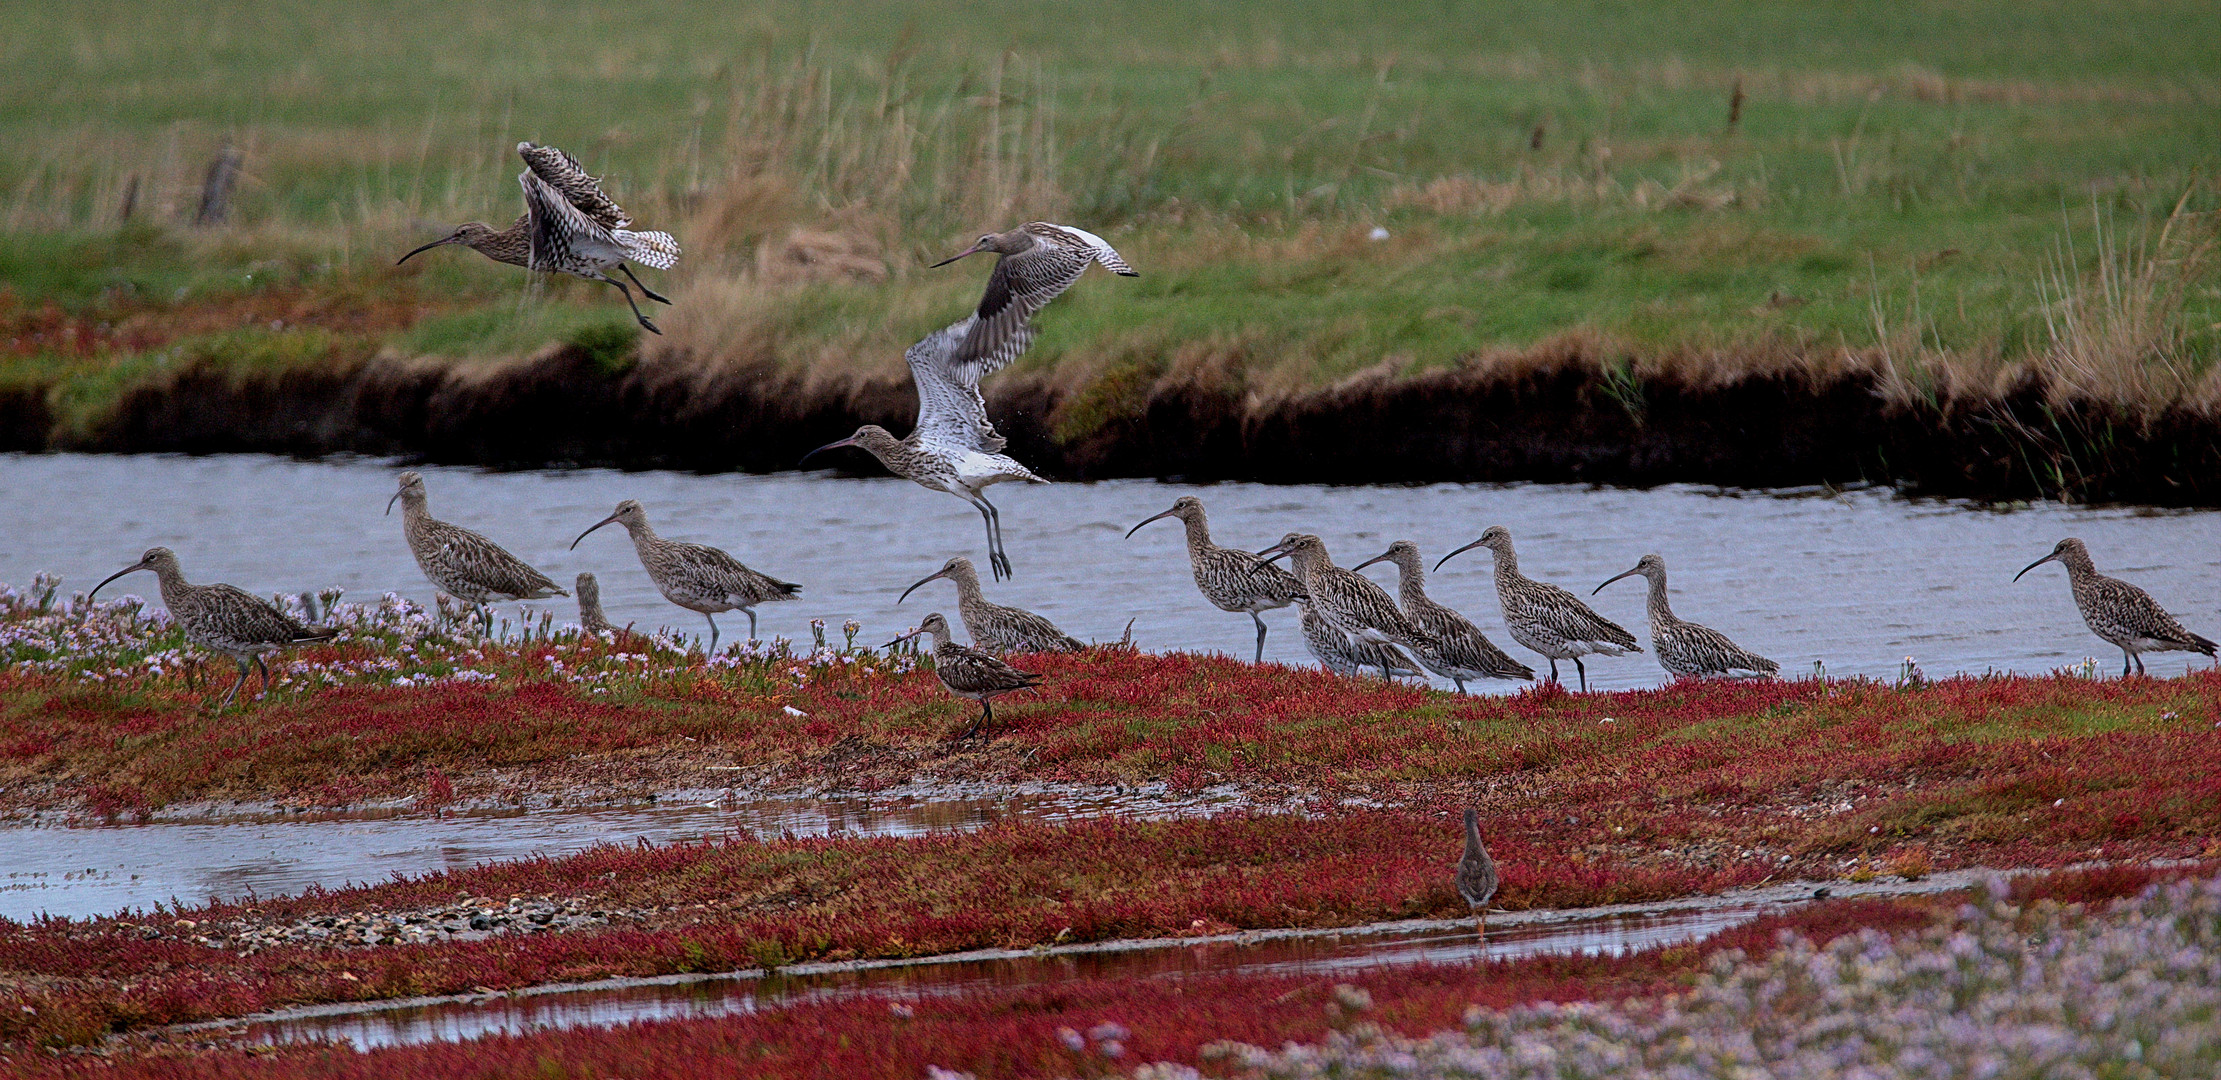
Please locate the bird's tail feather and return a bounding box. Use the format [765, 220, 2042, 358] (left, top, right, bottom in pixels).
[617, 230, 682, 270]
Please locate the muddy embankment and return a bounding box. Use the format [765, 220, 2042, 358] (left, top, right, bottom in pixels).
[7, 346, 2217, 504]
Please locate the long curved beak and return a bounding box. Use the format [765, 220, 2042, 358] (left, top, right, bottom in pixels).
[1593, 566, 1642, 596]
[801, 436, 858, 466]
[1124, 508, 1179, 539]
[1348, 550, 1396, 573]
[883, 628, 924, 649]
[928, 241, 988, 269]
[89, 561, 147, 601]
[385, 490, 403, 516]
[571, 513, 622, 551]
[1255, 542, 1292, 564]
[897, 570, 949, 605]
[396, 235, 460, 266]
[1434, 538, 1486, 573]
[2013, 553, 2057, 582]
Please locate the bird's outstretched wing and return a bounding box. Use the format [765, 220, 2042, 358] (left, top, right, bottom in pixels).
[517, 166, 615, 273]
[517, 142, 631, 230]
[904, 317, 1008, 454]
[952, 223, 1138, 384]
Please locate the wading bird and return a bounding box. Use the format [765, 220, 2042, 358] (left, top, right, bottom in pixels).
[388, 471, 566, 628]
[898, 556, 1083, 654]
[1256, 533, 1434, 680]
[397, 142, 679, 333]
[574, 572, 618, 637]
[1436, 527, 1637, 692]
[1594, 554, 1778, 680]
[805, 223, 1137, 580]
[1456, 806, 1499, 939]
[887, 612, 1043, 738]
[2014, 537, 2215, 676]
[1299, 600, 1424, 679]
[1127, 496, 1304, 663]
[91, 547, 336, 710]
[1352, 540, 1532, 691]
[571, 500, 798, 650]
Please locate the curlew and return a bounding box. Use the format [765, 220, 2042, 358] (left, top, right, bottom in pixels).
[887, 612, 1043, 738]
[1255, 533, 1434, 680]
[1455, 806, 1499, 938]
[1436, 526, 1638, 692]
[387, 471, 566, 629]
[2015, 537, 2215, 676]
[574, 572, 619, 637]
[1352, 540, 1533, 691]
[804, 222, 1137, 580]
[1126, 496, 1305, 663]
[1299, 600, 1424, 679]
[571, 499, 798, 651]
[90, 547, 337, 710]
[898, 556, 1083, 654]
[397, 142, 680, 334]
[1594, 554, 1778, 680]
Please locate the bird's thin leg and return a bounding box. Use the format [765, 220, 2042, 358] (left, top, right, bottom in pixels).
[1477, 910, 1488, 940]
[704, 613, 720, 653]
[597, 274, 661, 335]
[2122, 649, 2133, 678]
[985, 497, 1014, 581]
[969, 496, 1009, 581]
[981, 698, 995, 735]
[1454, 678, 1467, 695]
[1575, 658, 1589, 693]
[217, 661, 249, 712]
[1548, 658, 1560, 686]
[619, 264, 672, 305]
[2135, 653, 2147, 676]
[1251, 612, 1268, 665]
[254, 654, 272, 698]
[746, 608, 759, 642]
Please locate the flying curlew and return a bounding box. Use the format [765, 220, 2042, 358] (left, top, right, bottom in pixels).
[1255, 533, 1435, 680]
[1351, 540, 1533, 692]
[571, 500, 798, 651]
[91, 547, 337, 710]
[2015, 537, 2215, 677]
[397, 142, 680, 334]
[1126, 495, 1305, 663]
[1594, 554, 1778, 680]
[887, 612, 1043, 738]
[898, 556, 1083, 654]
[804, 222, 1136, 580]
[1436, 526, 1638, 692]
[387, 471, 566, 629]
[574, 572, 618, 638]
[1455, 806, 1499, 938]
[1299, 599, 1424, 679]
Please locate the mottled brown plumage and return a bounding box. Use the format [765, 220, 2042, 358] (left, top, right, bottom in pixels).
[1352, 540, 1533, 691]
[1456, 806, 1499, 938]
[398, 142, 678, 333]
[575, 572, 618, 637]
[1257, 533, 1435, 680]
[1437, 526, 1638, 692]
[1299, 600, 1423, 678]
[1127, 496, 1304, 663]
[888, 612, 1043, 738]
[571, 499, 798, 650]
[90, 547, 336, 710]
[2016, 537, 2216, 676]
[387, 472, 566, 622]
[929, 222, 1139, 380]
[898, 557, 1082, 654]
[1594, 554, 1777, 680]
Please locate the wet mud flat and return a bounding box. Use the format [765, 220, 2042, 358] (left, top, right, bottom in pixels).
[12, 342, 2220, 506]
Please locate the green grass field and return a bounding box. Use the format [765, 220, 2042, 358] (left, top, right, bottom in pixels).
[4, 0, 2218, 416]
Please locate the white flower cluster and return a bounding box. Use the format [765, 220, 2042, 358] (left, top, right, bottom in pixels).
[1164, 873, 2221, 1079]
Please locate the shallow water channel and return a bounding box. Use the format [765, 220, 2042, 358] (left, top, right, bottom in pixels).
[0, 786, 1241, 922]
[5, 453, 2218, 688]
[212, 868, 2000, 1050]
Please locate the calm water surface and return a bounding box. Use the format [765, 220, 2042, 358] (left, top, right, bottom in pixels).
[3, 452, 2214, 686]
